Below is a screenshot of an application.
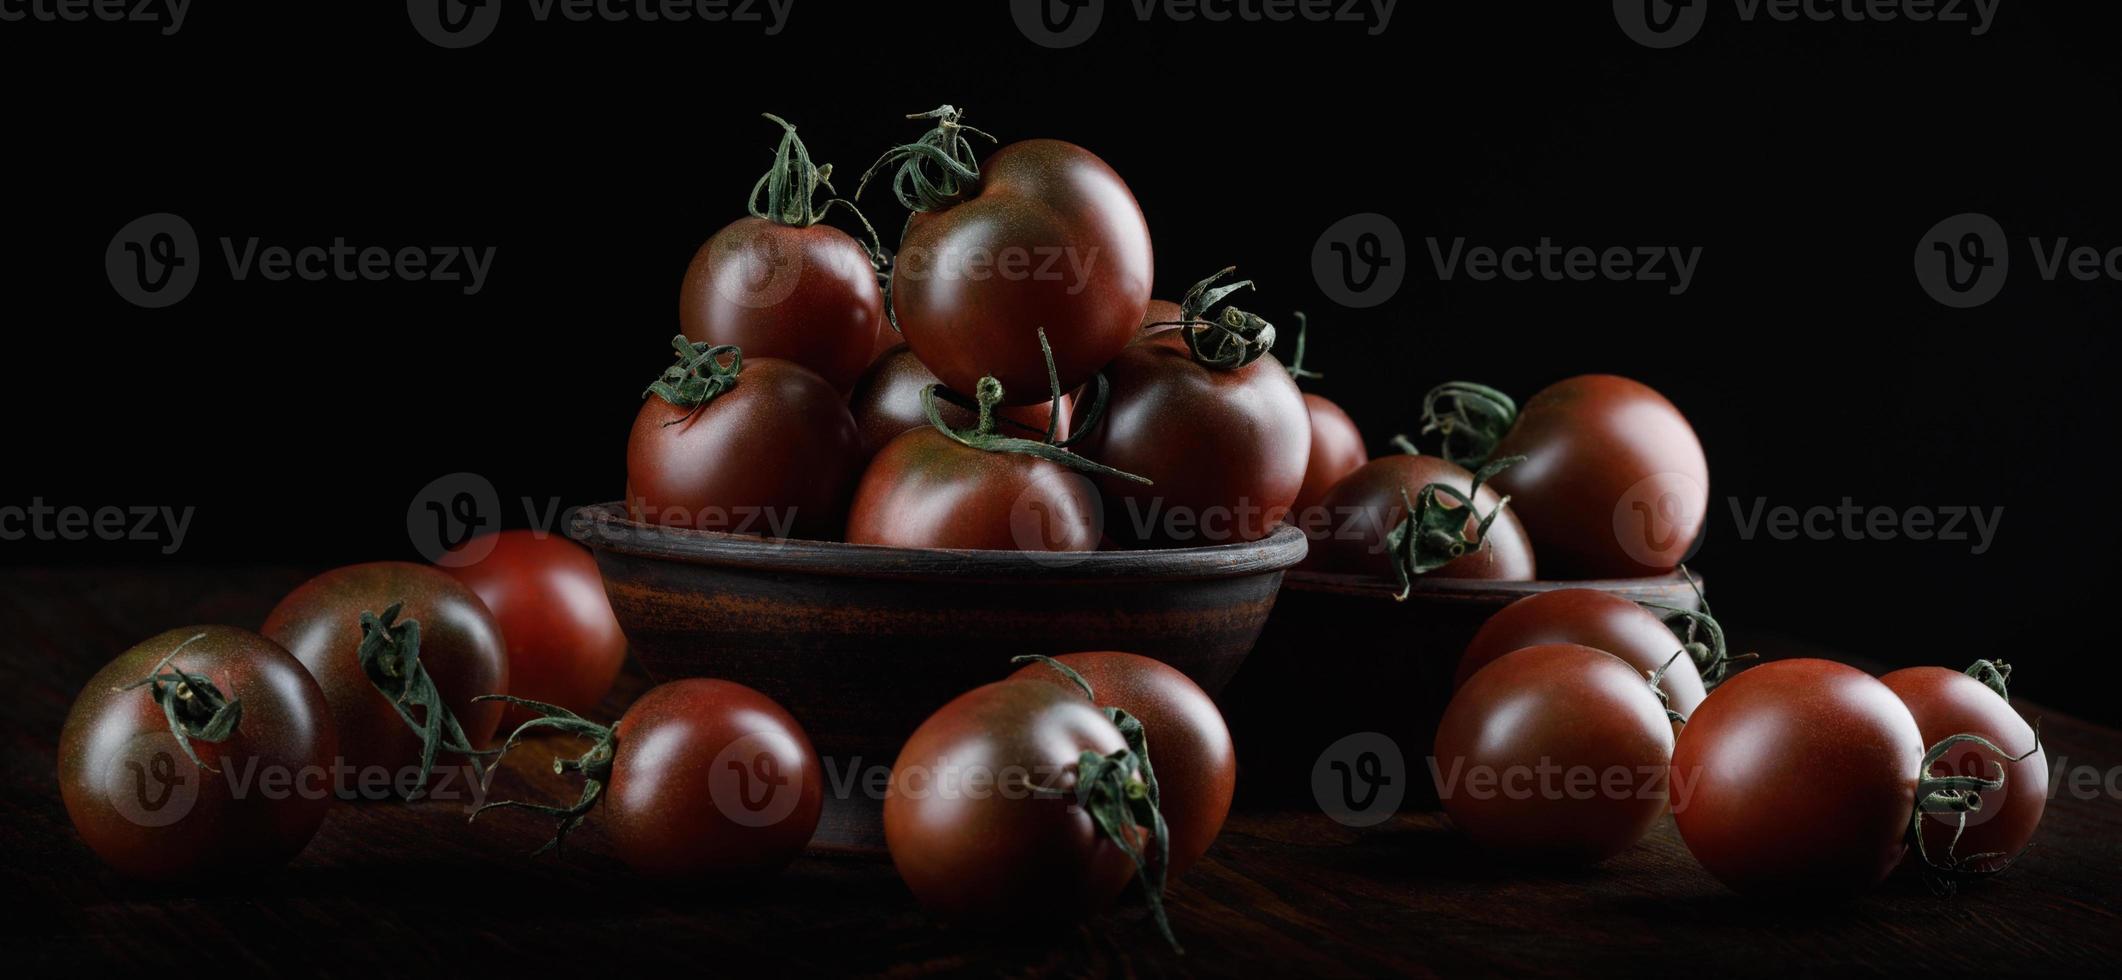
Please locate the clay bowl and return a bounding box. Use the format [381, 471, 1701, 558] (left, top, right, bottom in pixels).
[1219, 569, 1705, 806]
[568, 502, 1308, 851]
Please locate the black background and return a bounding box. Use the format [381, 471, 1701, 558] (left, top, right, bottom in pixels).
[2, 2, 2116, 719]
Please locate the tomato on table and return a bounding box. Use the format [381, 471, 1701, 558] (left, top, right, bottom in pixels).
[1456, 589, 1707, 717]
[1880, 661, 2047, 874]
[440, 530, 628, 731]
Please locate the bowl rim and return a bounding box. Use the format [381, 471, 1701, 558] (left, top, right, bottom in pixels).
[1283, 568, 1705, 605]
[568, 501, 1310, 584]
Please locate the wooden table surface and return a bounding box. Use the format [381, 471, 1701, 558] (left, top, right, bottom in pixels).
[5, 567, 2118, 977]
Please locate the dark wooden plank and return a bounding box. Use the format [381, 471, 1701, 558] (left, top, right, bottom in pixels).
[3, 568, 2116, 976]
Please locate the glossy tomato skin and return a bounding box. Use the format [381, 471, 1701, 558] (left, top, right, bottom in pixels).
[1304, 454, 1537, 580]
[440, 531, 628, 731]
[626, 357, 864, 541]
[846, 428, 1099, 552]
[1672, 659, 1923, 895]
[263, 562, 507, 791]
[1434, 644, 1675, 864]
[1011, 652, 1234, 877]
[847, 345, 1069, 459]
[1879, 667, 2047, 873]
[1070, 331, 1311, 548]
[1490, 375, 1708, 579]
[1456, 589, 1706, 716]
[58, 627, 336, 879]
[1292, 393, 1367, 520]
[894, 139, 1153, 404]
[1139, 299, 1185, 333]
[679, 217, 884, 392]
[603, 679, 822, 877]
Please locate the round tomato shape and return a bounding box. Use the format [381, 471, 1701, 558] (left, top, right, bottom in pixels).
[848, 344, 1069, 459]
[1294, 393, 1366, 520]
[1456, 589, 1707, 717]
[1433, 644, 1675, 864]
[848, 427, 1101, 551]
[439, 531, 628, 731]
[1012, 652, 1235, 877]
[1071, 325, 1310, 548]
[1304, 454, 1536, 586]
[875, 109, 1152, 403]
[627, 341, 864, 541]
[1455, 375, 1708, 578]
[886, 679, 1161, 928]
[679, 115, 883, 392]
[59, 627, 336, 879]
[481, 679, 822, 876]
[1671, 658, 1930, 895]
[263, 561, 507, 797]
[1880, 662, 2046, 874]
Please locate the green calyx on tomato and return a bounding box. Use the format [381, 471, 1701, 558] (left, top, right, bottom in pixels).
[1965, 659, 2013, 701]
[644, 336, 743, 417]
[1909, 729, 2040, 875]
[357, 603, 497, 791]
[114, 632, 241, 773]
[1418, 381, 1519, 468]
[1144, 267, 1278, 371]
[1380, 439, 1526, 600]
[747, 112, 889, 305]
[922, 328, 1150, 486]
[469, 694, 619, 856]
[857, 104, 996, 214]
[1012, 655, 1179, 953]
[1639, 566, 1751, 689]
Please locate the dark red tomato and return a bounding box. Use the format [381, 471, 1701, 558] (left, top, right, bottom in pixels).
[1292, 393, 1366, 520]
[848, 344, 1069, 459]
[885, 680, 1140, 926]
[1489, 375, 1708, 578]
[263, 562, 507, 794]
[58, 627, 336, 879]
[627, 352, 864, 541]
[893, 139, 1153, 403]
[678, 115, 882, 392]
[1011, 652, 1234, 877]
[1304, 454, 1536, 581]
[1070, 330, 1311, 547]
[1456, 589, 1706, 717]
[1671, 659, 1924, 895]
[868, 323, 906, 364]
[1139, 298, 1185, 332]
[846, 427, 1100, 552]
[1433, 644, 1674, 864]
[1879, 664, 2046, 873]
[439, 531, 628, 732]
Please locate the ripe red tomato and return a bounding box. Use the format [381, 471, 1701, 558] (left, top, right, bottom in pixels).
[1140, 299, 1185, 331]
[1433, 644, 1675, 864]
[885, 679, 1164, 930]
[847, 427, 1101, 551]
[1432, 375, 1707, 578]
[1011, 652, 1234, 878]
[59, 627, 336, 879]
[679, 115, 883, 391]
[1879, 662, 2047, 874]
[626, 341, 864, 541]
[263, 561, 507, 797]
[1293, 393, 1366, 520]
[871, 108, 1152, 403]
[848, 344, 1069, 459]
[1304, 454, 1537, 587]
[480, 679, 822, 876]
[1456, 589, 1707, 717]
[439, 531, 628, 731]
[1672, 659, 1933, 895]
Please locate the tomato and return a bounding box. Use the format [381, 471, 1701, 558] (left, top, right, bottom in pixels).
[263, 561, 507, 797]
[1011, 652, 1234, 877]
[848, 427, 1101, 551]
[868, 107, 1152, 403]
[1282, 314, 1366, 520]
[885, 679, 1169, 938]
[679, 114, 883, 392]
[1456, 589, 1707, 717]
[1879, 661, 2046, 874]
[1140, 299, 1185, 331]
[1433, 644, 1675, 864]
[1303, 453, 1537, 590]
[1068, 272, 1310, 548]
[1670, 658, 2021, 895]
[479, 679, 822, 876]
[439, 531, 629, 732]
[627, 340, 864, 541]
[848, 344, 1069, 459]
[59, 627, 336, 879]
[1427, 376, 1707, 578]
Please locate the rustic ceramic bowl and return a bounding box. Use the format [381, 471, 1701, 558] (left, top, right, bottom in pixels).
[569, 502, 1308, 850]
[1219, 569, 1706, 806]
